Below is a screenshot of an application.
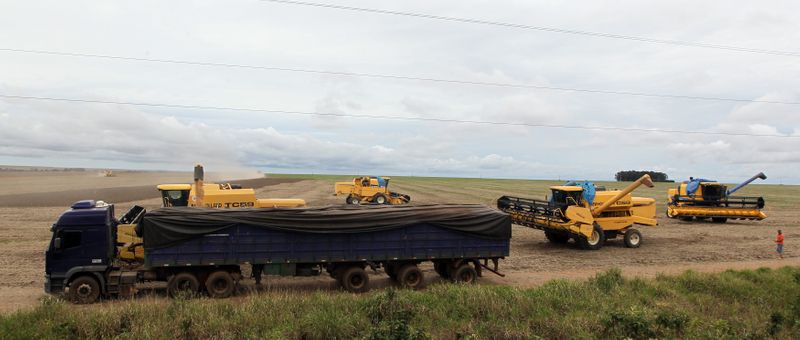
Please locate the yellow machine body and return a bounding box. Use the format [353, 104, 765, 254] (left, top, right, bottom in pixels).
[666, 176, 767, 222]
[334, 176, 411, 205]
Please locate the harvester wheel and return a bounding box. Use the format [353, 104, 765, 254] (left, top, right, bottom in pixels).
[434, 261, 451, 279]
[373, 194, 387, 205]
[68, 275, 101, 304]
[397, 264, 425, 290]
[167, 272, 200, 298]
[578, 224, 605, 250]
[205, 271, 235, 298]
[346, 195, 360, 205]
[712, 217, 728, 223]
[451, 264, 477, 284]
[623, 229, 642, 248]
[340, 266, 370, 293]
[544, 231, 570, 244]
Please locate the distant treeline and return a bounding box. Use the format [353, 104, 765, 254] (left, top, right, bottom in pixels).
[615, 170, 673, 182]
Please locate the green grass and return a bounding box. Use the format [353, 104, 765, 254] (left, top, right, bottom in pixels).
[4, 267, 800, 339]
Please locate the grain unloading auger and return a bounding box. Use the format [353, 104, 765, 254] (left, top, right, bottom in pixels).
[497, 175, 657, 250]
[666, 172, 767, 223]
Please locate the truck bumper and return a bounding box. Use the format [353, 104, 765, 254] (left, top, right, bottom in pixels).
[44, 274, 64, 294]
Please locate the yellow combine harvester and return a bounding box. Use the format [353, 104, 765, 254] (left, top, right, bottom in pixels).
[334, 176, 411, 205]
[118, 164, 306, 261]
[666, 172, 767, 223]
[498, 175, 657, 250]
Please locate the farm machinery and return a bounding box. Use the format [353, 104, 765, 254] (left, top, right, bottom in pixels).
[334, 176, 411, 205]
[666, 172, 767, 223]
[497, 175, 657, 250]
[117, 164, 306, 261]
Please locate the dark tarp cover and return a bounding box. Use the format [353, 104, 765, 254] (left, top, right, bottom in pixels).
[141, 204, 511, 249]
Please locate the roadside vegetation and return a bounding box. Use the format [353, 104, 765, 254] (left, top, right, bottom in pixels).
[2, 267, 799, 339]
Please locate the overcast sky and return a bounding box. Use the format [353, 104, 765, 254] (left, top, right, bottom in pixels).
[1, 0, 798, 183]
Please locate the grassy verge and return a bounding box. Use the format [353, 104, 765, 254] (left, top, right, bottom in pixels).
[3, 267, 800, 339]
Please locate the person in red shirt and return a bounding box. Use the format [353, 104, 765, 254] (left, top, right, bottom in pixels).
[776, 230, 784, 259]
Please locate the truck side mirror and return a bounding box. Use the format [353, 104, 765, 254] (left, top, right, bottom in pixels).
[54, 237, 62, 250]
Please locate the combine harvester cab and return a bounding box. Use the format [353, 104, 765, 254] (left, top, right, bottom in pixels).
[666, 172, 767, 223]
[334, 176, 411, 205]
[498, 175, 657, 250]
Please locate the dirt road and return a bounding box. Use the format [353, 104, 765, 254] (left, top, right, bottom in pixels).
[0, 172, 796, 314]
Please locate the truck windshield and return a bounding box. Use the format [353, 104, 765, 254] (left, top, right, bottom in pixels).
[161, 190, 189, 207]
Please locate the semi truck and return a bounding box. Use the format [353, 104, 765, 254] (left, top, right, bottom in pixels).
[45, 201, 511, 303]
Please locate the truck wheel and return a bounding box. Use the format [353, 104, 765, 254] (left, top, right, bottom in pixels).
[712, 217, 728, 223]
[544, 231, 570, 244]
[205, 271, 235, 298]
[623, 229, 642, 248]
[340, 266, 369, 293]
[373, 194, 387, 205]
[451, 264, 477, 284]
[578, 224, 605, 250]
[434, 261, 451, 279]
[68, 275, 101, 304]
[167, 272, 200, 298]
[346, 195, 360, 205]
[397, 264, 425, 290]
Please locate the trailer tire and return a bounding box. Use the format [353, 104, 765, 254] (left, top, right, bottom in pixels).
[623, 229, 642, 248]
[434, 261, 451, 279]
[578, 224, 605, 250]
[205, 271, 235, 298]
[373, 194, 387, 205]
[712, 217, 728, 223]
[340, 266, 370, 293]
[346, 195, 360, 205]
[68, 275, 101, 304]
[544, 231, 570, 244]
[451, 264, 477, 284]
[397, 264, 425, 290]
[167, 272, 200, 298]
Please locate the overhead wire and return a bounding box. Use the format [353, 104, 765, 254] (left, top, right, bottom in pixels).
[260, 0, 800, 57]
[0, 93, 795, 138]
[0, 47, 796, 105]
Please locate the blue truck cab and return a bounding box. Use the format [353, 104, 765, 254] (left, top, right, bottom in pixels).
[45, 200, 116, 302]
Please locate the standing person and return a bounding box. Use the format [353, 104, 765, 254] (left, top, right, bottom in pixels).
[776, 230, 784, 259]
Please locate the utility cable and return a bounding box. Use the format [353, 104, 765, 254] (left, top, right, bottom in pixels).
[0, 47, 796, 105]
[0, 93, 795, 138]
[260, 0, 800, 57]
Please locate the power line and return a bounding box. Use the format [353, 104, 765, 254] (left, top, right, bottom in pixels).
[1, 47, 797, 105]
[260, 0, 800, 57]
[1, 93, 795, 138]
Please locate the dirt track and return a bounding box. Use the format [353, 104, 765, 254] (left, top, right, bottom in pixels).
[0, 172, 796, 314]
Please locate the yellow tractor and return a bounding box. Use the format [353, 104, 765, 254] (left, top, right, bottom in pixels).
[117, 164, 306, 262]
[667, 172, 767, 223]
[334, 176, 411, 205]
[497, 175, 657, 250]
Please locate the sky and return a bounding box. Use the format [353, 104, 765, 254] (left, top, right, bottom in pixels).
[0, 0, 798, 183]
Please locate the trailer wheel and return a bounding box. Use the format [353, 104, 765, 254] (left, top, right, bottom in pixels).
[544, 231, 570, 244]
[167, 272, 200, 298]
[623, 229, 642, 248]
[397, 264, 425, 290]
[346, 195, 360, 205]
[712, 217, 728, 223]
[373, 194, 387, 205]
[434, 261, 451, 279]
[451, 264, 477, 284]
[340, 266, 370, 293]
[578, 224, 605, 250]
[68, 275, 101, 304]
[205, 271, 235, 298]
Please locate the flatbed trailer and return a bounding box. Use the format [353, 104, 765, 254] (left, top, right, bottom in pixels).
[45, 201, 511, 303]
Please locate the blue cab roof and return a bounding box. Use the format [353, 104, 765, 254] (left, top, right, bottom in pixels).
[56, 200, 113, 227]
